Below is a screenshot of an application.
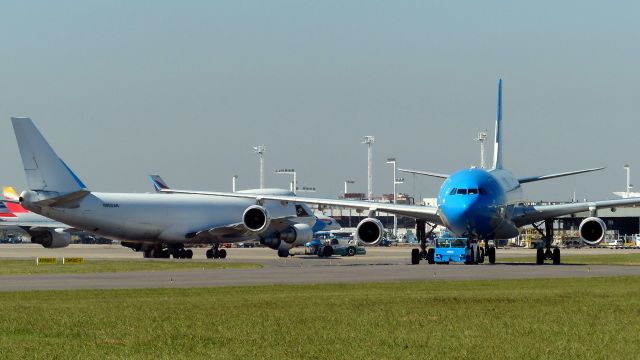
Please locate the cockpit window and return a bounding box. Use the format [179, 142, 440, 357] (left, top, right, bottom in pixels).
[456, 189, 468, 195]
[468, 188, 478, 195]
[449, 188, 457, 195]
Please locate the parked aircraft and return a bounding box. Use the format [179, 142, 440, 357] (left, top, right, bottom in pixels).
[10, 118, 318, 259]
[0, 186, 73, 248]
[157, 80, 640, 265]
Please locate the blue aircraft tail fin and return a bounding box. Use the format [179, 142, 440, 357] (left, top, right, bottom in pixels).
[492, 79, 503, 170]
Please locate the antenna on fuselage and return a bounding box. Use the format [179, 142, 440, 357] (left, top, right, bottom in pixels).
[492, 78, 503, 170]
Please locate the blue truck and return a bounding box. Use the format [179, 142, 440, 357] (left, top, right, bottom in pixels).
[426, 237, 485, 264]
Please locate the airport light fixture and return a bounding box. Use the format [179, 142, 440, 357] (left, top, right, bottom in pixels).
[253, 145, 266, 189]
[344, 180, 355, 196]
[474, 131, 488, 169]
[624, 164, 631, 198]
[363, 136, 375, 200]
[275, 168, 297, 194]
[386, 158, 405, 236]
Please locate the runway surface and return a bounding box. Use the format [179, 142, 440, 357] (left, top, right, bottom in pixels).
[0, 245, 639, 291]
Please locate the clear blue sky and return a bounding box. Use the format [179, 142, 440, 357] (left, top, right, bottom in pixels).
[0, 1, 638, 201]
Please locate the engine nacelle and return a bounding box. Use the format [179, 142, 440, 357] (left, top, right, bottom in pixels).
[356, 218, 384, 246]
[579, 217, 606, 246]
[261, 224, 313, 252]
[243, 205, 270, 233]
[31, 228, 71, 248]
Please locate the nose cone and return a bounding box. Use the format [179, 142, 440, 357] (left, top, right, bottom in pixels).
[440, 196, 481, 235]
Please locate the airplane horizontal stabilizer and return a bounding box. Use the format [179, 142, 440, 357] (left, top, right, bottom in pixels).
[517, 167, 605, 184]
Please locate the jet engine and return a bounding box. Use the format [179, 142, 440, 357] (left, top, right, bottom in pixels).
[30, 228, 72, 248]
[243, 205, 270, 233]
[261, 223, 313, 252]
[356, 218, 384, 246]
[579, 217, 606, 246]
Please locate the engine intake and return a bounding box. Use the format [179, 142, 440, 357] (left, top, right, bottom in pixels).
[356, 218, 384, 246]
[243, 205, 270, 233]
[579, 217, 606, 246]
[31, 228, 71, 248]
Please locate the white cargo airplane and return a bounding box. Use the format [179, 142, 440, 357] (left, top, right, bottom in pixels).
[158, 80, 640, 265]
[10, 117, 319, 259]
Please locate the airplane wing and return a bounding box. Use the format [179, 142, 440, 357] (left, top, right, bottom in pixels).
[187, 217, 297, 243]
[517, 167, 605, 184]
[397, 169, 449, 179]
[161, 189, 443, 225]
[512, 197, 640, 227]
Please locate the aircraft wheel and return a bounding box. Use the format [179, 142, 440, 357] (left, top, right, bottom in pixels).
[185, 249, 193, 259]
[218, 249, 227, 259]
[427, 248, 435, 264]
[206, 249, 214, 259]
[552, 248, 560, 265]
[411, 248, 420, 265]
[278, 249, 289, 258]
[488, 247, 496, 264]
[536, 248, 544, 265]
[322, 246, 333, 257]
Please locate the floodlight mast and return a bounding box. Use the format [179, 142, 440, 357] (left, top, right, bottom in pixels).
[474, 131, 488, 169]
[274, 169, 297, 195]
[253, 145, 266, 189]
[386, 158, 404, 236]
[363, 136, 374, 200]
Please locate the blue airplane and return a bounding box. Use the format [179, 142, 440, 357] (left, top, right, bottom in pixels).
[160, 80, 640, 265]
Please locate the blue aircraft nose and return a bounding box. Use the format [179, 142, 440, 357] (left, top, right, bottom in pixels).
[440, 195, 483, 235]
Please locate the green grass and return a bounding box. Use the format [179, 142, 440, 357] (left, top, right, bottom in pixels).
[500, 252, 640, 265]
[0, 260, 261, 276]
[0, 277, 639, 359]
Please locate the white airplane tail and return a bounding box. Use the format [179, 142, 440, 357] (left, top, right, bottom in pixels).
[492, 79, 503, 170]
[11, 117, 88, 194]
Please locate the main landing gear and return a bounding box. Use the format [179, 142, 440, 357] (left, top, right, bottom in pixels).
[411, 219, 435, 265]
[142, 244, 193, 259]
[532, 219, 561, 265]
[206, 243, 227, 259]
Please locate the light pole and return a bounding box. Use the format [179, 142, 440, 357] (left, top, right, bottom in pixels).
[232, 175, 238, 192]
[624, 164, 631, 198]
[474, 131, 488, 168]
[275, 169, 296, 194]
[363, 136, 374, 200]
[344, 180, 355, 196]
[253, 145, 266, 189]
[386, 158, 404, 237]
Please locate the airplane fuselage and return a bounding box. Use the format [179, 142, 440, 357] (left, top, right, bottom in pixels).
[23, 192, 315, 244]
[437, 168, 522, 240]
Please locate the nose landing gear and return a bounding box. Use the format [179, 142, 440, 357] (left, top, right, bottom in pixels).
[412, 220, 436, 264]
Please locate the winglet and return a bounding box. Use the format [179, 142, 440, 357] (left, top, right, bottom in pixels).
[149, 175, 170, 192]
[492, 79, 503, 170]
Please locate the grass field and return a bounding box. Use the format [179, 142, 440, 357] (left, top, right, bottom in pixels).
[0, 277, 638, 359]
[499, 252, 640, 265]
[0, 260, 261, 276]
